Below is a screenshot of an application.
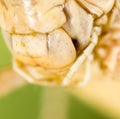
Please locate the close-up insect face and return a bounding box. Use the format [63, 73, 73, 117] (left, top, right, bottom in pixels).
[0, 0, 119, 86]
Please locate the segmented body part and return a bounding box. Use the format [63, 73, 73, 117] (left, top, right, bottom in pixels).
[0, 0, 66, 34]
[12, 29, 76, 69]
[96, 0, 120, 72]
[97, 32, 120, 71]
[0, 0, 115, 86]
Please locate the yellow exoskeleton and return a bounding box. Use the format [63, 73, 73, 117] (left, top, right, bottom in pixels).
[96, 0, 120, 72]
[0, 0, 118, 87]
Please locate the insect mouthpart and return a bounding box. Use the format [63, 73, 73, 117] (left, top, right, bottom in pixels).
[0, 0, 116, 87]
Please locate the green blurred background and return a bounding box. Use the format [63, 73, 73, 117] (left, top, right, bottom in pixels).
[0, 31, 110, 119]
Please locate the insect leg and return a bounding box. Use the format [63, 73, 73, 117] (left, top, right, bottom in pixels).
[62, 27, 99, 86]
[13, 60, 35, 83]
[77, 54, 93, 87]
